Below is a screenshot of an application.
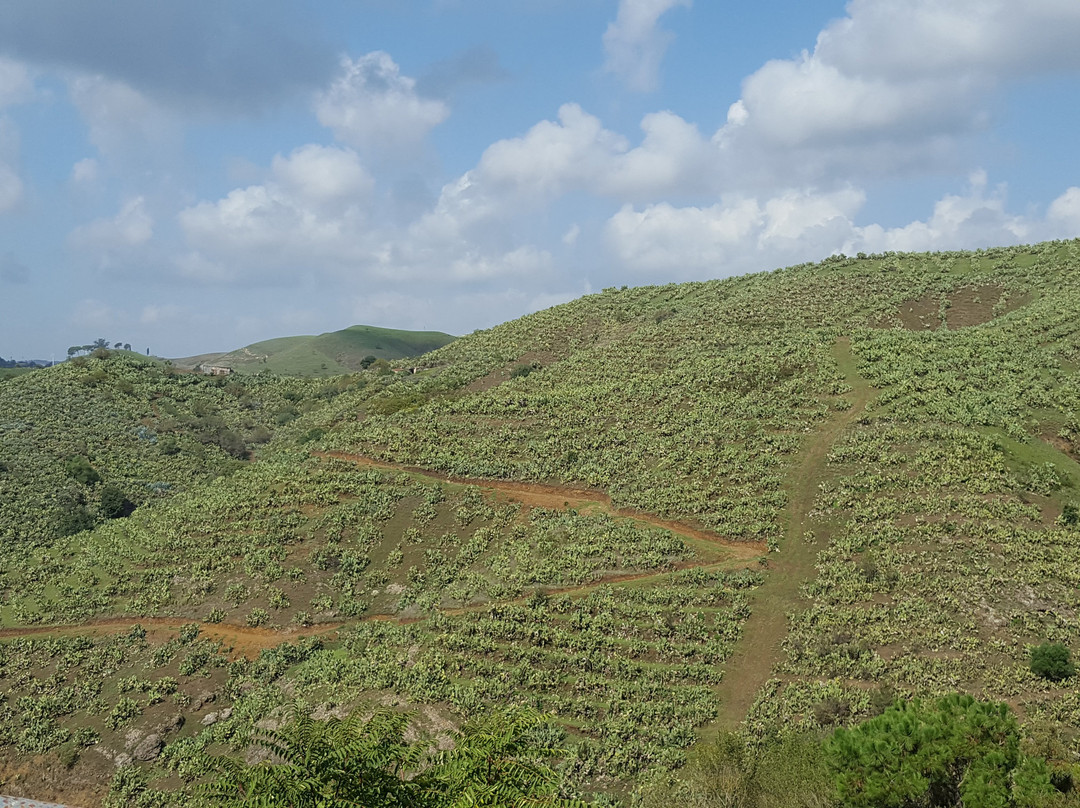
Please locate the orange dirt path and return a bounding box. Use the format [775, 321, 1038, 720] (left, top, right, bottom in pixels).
[313, 450, 764, 560]
[0, 617, 344, 659]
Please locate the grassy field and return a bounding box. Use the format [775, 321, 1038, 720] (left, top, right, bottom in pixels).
[5, 239, 1080, 803]
[172, 324, 456, 377]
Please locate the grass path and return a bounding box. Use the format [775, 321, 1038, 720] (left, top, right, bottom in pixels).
[711, 337, 874, 730]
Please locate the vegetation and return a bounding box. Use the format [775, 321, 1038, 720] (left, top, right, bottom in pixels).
[6, 240, 1080, 804]
[1031, 643, 1076, 682]
[202, 706, 581, 807]
[170, 324, 457, 377]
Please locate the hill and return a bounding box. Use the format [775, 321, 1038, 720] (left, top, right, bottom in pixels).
[171, 324, 457, 377]
[4, 240, 1080, 804]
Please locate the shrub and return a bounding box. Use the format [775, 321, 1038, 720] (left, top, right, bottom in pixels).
[99, 484, 135, 519]
[64, 455, 101, 485]
[1030, 643, 1075, 681]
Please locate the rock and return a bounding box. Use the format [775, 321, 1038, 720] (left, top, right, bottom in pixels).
[160, 712, 185, 733]
[191, 690, 217, 711]
[201, 711, 220, 726]
[134, 733, 163, 761]
[114, 752, 133, 768]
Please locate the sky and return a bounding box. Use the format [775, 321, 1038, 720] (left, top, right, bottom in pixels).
[2, 0, 1080, 359]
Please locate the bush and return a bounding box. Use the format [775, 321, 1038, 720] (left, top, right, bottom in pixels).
[1031, 643, 1075, 681]
[65, 455, 101, 485]
[100, 484, 135, 519]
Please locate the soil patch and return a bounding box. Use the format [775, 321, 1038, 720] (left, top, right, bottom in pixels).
[0, 617, 344, 659]
[876, 285, 1028, 331]
[313, 451, 764, 560]
[462, 350, 558, 394]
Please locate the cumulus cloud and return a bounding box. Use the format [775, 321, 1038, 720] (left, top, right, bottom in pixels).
[849, 171, 1054, 253]
[315, 53, 449, 154]
[69, 197, 154, 265]
[0, 0, 334, 112]
[716, 0, 1080, 186]
[178, 144, 374, 279]
[605, 174, 1080, 279]
[602, 0, 691, 92]
[460, 103, 716, 206]
[70, 157, 99, 184]
[0, 57, 32, 107]
[1047, 187, 1080, 234]
[68, 75, 177, 162]
[606, 187, 864, 275]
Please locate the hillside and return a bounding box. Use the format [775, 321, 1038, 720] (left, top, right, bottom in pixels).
[4, 240, 1080, 804]
[171, 324, 457, 377]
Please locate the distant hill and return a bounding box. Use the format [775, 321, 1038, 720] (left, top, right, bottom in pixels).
[171, 324, 456, 377]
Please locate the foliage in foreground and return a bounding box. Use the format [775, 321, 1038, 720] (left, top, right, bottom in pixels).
[826, 694, 1061, 808]
[200, 705, 584, 808]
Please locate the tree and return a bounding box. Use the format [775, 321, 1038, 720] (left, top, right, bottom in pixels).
[1030, 643, 1075, 682]
[99, 485, 135, 519]
[64, 455, 101, 486]
[201, 706, 583, 807]
[92, 337, 109, 349]
[825, 694, 1054, 807]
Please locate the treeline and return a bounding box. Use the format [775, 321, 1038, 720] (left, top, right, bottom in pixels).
[68, 337, 138, 357]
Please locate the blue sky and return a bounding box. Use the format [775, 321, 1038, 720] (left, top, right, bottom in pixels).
[2, 0, 1080, 359]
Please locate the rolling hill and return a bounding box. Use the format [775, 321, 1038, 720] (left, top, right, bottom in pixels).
[170, 324, 456, 377]
[4, 239, 1080, 804]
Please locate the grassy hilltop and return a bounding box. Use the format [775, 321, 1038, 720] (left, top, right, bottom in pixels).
[5, 239, 1080, 804]
[171, 324, 456, 377]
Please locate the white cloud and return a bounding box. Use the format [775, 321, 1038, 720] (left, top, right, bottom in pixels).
[71, 157, 99, 184]
[69, 197, 154, 262]
[315, 52, 449, 153]
[849, 172, 1034, 253]
[606, 187, 863, 275]
[1048, 187, 1080, 233]
[714, 0, 1080, 185]
[270, 144, 375, 213]
[67, 75, 176, 161]
[0, 161, 22, 213]
[178, 144, 374, 277]
[605, 175, 1080, 279]
[602, 0, 691, 92]
[0, 57, 32, 108]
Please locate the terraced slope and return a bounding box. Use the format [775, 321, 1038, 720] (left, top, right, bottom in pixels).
[4, 240, 1080, 804]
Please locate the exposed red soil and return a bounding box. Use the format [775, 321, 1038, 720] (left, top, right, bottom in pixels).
[0, 617, 345, 659]
[313, 450, 764, 560]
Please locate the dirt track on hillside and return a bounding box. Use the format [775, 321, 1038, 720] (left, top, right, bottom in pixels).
[314, 450, 765, 560]
[711, 337, 876, 729]
[0, 617, 344, 658]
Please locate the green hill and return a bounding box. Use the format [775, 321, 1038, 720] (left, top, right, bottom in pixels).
[173, 324, 457, 377]
[7, 240, 1080, 804]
